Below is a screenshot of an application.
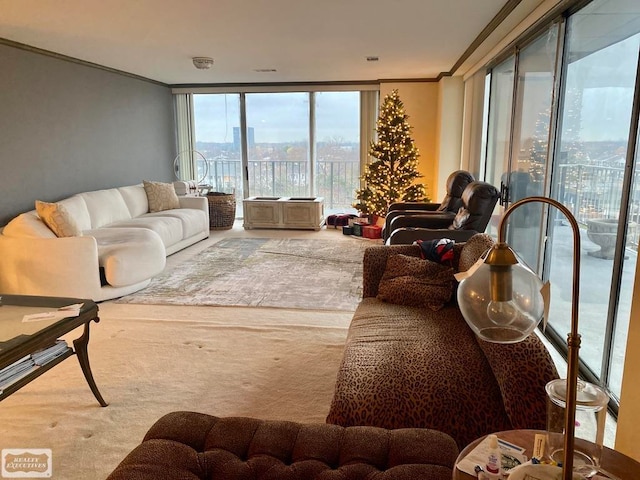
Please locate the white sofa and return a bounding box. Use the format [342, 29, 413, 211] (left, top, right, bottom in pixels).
[0, 184, 210, 301]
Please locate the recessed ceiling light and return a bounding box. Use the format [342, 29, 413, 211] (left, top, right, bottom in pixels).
[366, 56, 379, 62]
[254, 68, 277, 73]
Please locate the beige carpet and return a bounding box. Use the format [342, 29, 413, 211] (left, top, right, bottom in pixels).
[0, 225, 368, 480]
[0, 304, 352, 479]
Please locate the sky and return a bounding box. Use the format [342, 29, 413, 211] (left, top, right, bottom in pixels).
[564, 30, 640, 142]
[193, 91, 360, 144]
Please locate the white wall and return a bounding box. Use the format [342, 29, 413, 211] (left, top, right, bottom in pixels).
[436, 76, 465, 198]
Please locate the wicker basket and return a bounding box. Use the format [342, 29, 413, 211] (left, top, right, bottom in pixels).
[206, 192, 236, 230]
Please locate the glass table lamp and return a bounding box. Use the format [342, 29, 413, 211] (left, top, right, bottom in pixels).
[457, 243, 545, 343]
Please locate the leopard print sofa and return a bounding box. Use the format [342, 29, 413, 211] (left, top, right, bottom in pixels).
[326, 234, 559, 449]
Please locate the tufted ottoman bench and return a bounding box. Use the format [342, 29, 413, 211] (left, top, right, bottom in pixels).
[106, 411, 459, 480]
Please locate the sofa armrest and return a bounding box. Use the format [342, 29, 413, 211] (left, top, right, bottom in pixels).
[0, 236, 103, 299]
[362, 234, 495, 297]
[178, 195, 208, 212]
[178, 195, 210, 231]
[477, 332, 559, 430]
[362, 245, 421, 298]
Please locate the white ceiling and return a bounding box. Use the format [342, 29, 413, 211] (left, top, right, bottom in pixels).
[1, 0, 535, 85]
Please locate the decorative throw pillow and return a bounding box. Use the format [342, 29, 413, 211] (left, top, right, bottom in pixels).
[143, 180, 180, 212]
[377, 254, 455, 310]
[449, 207, 470, 230]
[35, 200, 82, 237]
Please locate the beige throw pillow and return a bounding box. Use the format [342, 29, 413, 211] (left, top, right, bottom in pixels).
[35, 200, 82, 237]
[143, 180, 180, 212]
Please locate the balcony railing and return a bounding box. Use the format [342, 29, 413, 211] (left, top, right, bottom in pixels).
[201, 160, 639, 238]
[201, 159, 360, 212]
[555, 163, 640, 249]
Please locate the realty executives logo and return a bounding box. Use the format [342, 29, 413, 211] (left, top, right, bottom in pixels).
[1, 449, 52, 478]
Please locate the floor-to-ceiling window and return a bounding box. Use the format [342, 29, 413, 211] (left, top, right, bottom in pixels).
[507, 26, 559, 271]
[484, 56, 515, 240]
[245, 92, 311, 198]
[548, 1, 640, 402]
[314, 92, 360, 211]
[193, 94, 242, 213]
[476, 0, 640, 413]
[183, 89, 367, 216]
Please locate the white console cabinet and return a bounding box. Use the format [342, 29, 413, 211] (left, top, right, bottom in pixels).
[243, 197, 325, 231]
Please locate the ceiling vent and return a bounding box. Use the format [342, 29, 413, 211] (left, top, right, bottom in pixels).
[192, 57, 214, 70]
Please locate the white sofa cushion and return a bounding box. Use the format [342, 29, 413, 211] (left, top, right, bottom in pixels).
[58, 195, 92, 231]
[145, 209, 207, 239]
[107, 216, 184, 247]
[118, 184, 149, 218]
[89, 228, 166, 287]
[80, 189, 132, 228]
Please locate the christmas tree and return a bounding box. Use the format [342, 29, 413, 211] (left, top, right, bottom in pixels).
[354, 89, 428, 217]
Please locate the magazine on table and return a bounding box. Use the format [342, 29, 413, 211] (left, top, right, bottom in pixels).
[0, 340, 70, 393]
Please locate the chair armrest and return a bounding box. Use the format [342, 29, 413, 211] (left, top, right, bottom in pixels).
[387, 228, 479, 245]
[383, 210, 452, 240]
[389, 212, 455, 232]
[388, 202, 441, 212]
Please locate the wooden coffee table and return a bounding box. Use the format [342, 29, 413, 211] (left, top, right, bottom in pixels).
[453, 429, 640, 479]
[0, 294, 107, 406]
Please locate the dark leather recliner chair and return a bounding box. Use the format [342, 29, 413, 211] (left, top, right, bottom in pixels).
[387, 180, 500, 244]
[382, 170, 475, 241]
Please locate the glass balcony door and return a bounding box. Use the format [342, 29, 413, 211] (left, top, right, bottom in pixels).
[192, 94, 243, 215]
[506, 26, 560, 271]
[314, 91, 360, 213]
[484, 57, 515, 239]
[479, 0, 640, 408]
[244, 92, 311, 199]
[547, 2, 640, 400]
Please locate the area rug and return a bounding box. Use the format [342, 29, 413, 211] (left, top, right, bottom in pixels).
[116, 237, 371, 311]
[0, 305, 352, 480]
